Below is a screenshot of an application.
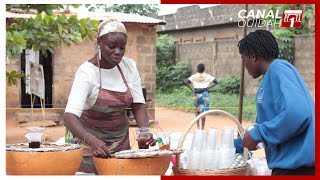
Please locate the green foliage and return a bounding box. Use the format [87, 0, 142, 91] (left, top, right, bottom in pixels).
[156, 86, 256, 122]
[84, 4, 159, 16]
[156, 63, 190, 93]
[156, 34, 185, 93]
[6, 13, 99, 59]
[156, 34, 176, 67]
[212, 76, 240, 95]
[6, 71, 25, 86]
[106, 4, 159, 15]
[265, 4, 315, 64]
[6, 31, 27, 60]
[272, 29, 294, 63]
[6, 4, 99, 86]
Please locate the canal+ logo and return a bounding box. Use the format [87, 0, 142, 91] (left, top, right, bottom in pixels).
[238, 9, 303, 28]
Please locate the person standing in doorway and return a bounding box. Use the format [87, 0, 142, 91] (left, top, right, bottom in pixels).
[184, 63, 219, 129]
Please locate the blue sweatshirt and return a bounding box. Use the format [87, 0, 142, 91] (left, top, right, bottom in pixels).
[237, 59, 315, 169]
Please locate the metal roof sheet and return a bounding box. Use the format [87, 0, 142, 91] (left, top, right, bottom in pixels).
[6, 11, 166, 25]
[6, 11, 36, 18]
[77, 12, 166, 25]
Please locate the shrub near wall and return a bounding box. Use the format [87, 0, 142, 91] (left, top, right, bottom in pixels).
[212, 75, 240, 95]
[156, 62, 190, 93]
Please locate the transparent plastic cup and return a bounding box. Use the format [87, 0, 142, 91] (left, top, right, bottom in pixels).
[187, 149, 201, 170]
[25, 133, 43, 142]
[169, 132, 181, 149]
[156, 131, 171, 146]
[203, 149, 219, 170]
[26, 126, 45, 133]
[190, 129, 206, 151]
[218, 147, 236, 169]
[25, 133, 43, 148]
[136, 127, 150, 149]
[220, 127, 235, 149]
[25, 126, 44, 148]
[206, 128, 218, 151]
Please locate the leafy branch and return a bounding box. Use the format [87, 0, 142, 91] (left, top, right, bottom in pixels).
[6, 4, 99, 86]
[264, 4, 315, 64]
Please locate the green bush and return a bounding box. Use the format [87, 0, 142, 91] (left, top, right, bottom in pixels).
[213, 75, 240, 95]
[156, 62, 190, 93]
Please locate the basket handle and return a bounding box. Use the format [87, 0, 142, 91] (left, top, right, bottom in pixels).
[176, 109, 249, 168]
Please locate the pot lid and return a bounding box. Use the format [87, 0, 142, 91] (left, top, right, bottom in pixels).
[6, 142, 81, 152]
[114, 149, 184, 159]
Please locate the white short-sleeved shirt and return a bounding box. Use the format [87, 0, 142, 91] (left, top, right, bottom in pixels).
[65, 56, 145, 117]
[188, 73, 216, 89]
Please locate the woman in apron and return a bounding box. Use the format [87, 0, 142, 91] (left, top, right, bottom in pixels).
[64, 17, 157, 174]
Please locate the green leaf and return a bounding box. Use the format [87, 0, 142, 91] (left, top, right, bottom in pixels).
[57, 23, 63, 36]
[71, 4, 81, 8]
[33, 43, 40, 51]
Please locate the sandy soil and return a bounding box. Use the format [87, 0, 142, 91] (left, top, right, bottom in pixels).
[6, 106, 265, 158]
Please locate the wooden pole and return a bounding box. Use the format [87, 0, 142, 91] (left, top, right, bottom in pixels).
[238, 4, 248, 125]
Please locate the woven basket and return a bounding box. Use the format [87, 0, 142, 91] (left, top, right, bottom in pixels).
[172, 109, 251, 176]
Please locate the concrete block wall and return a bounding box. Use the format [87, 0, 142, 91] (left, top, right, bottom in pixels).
[125, 23, 157, 117]
[6, 58, 21, 107]
[294, 34, 315, 97]
[155, 4, 264, 32]
[53, 38, 95, 107]
[176, 35, 314, 96]
[176, 42, 215, 74]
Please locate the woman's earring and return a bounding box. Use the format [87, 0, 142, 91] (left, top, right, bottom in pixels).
[98, 45, 101, 60]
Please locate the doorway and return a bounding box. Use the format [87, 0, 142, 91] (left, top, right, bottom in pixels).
[20, 50, 53, 108]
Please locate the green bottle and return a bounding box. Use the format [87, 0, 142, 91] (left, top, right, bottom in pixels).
[65, 128, 75, 144]
[157, 138, 169, 150]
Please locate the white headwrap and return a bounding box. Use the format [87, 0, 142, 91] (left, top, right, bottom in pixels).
[98, 17, 127, 37]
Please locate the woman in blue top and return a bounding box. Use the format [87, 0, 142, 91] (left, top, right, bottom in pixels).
[236, 30, 315, 175]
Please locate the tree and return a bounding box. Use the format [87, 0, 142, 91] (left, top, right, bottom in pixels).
[156, 34, 190, 93]
[156, 34, 176, 67]
[6, 4, 99, 86]
[84, 4, 159, 16]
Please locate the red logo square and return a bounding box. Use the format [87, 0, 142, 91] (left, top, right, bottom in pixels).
[281, 10, 303, 27]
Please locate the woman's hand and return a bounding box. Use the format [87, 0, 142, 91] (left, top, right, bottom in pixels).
[146, 133, 157, 146]
[89, 136, 111, 158]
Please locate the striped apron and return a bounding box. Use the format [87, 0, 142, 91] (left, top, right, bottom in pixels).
[78, 58, 133, 173]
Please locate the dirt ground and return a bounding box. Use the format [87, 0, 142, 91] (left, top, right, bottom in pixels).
[6, 106, 265, 158]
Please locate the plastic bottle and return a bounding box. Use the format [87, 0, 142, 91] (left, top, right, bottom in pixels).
[157, 138, 170, 150]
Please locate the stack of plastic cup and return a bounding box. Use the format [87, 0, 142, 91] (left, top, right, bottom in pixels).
[178, 133, 193, 169]
[182, 133, 194, 150]
[202, 128, 219, 170]
[206, 128, 218, 150]
[218, 127, 236, 169]
[25, 126, 45, 148]
[187, 129, 207, 170]
[220, 127, 235, 149]
[169, 132, 181, 150]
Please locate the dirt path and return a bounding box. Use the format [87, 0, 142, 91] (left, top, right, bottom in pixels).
[6, 106, 265, 158]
